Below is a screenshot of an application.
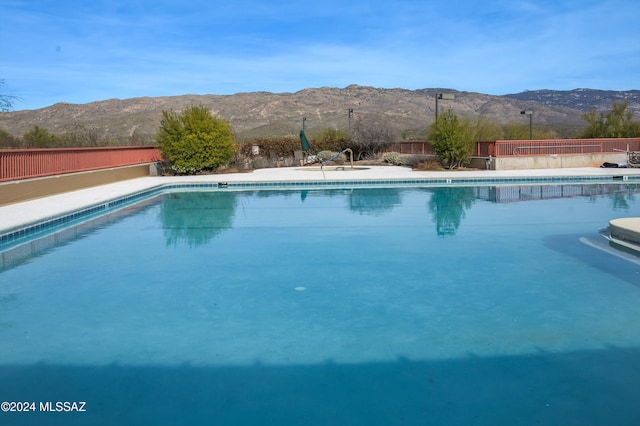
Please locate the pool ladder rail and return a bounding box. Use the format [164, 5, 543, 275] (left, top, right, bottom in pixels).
[320, 148, 354, 172]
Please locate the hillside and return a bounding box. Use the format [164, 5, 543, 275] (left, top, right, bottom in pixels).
[1, 86, 634, 143]
[503, 88, 640, 113]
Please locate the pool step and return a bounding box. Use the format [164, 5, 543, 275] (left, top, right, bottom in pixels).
[609, 218, 640, 247]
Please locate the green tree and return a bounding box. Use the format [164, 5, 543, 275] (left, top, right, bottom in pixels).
[473, 116, 504, 141]
[606, 101, 640, 137]
[0, 128, 17, 148]
[22, 125, 58, 148]
[581, 101, 640, 138]
[503, 122, 557, 140]
[428, 108, 474, 169]
[160, 192, 238, 247]
[581, 109, 607, 138]
[156, 105, 235, 174]
[428, 186, 476, 237]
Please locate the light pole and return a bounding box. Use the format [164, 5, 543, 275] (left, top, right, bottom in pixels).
[520, 110, 533, 139]
[348, 108, 353, 133]
[302, 117, 307, 132]
[435, 93, 455, 121]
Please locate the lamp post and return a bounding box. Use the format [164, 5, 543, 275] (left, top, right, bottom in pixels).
[520, 110, 533, 139]
[302, 117, 307, 132]
[435, 93, 455, 121]
[348, 108, 353, 133]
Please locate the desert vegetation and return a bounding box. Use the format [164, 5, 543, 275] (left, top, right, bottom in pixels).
[156, 105, 235, 174]
[2, 85, 640, 172]
[581, 101, 640, 138]
[0, 123, 154, 148]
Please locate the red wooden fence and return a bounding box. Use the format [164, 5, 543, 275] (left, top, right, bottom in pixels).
[0, 146, 162, 182]
[390, 138, 640, 157]
[475, 138, 640, 157]
[387, 141, 436, 155]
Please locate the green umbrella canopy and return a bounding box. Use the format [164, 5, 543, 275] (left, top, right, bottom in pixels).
[299, 130, 311, 152]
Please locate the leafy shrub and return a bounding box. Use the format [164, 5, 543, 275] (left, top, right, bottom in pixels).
[235, 142, 255, 158]
[238, 132, 354, 169]
[382, 152, 403, 166]
[22, 125, 58, 148]
[0, 128, 18, 148]
[414, 159, 445, 171]
[156, 105, 235, 174]
[581, 101, 640, 138]
[241, 133, 349, 159]
[317, 150, 346, 164]
[250, 137, 300, 157]
[398, 154, 434, 168]
[428, 108, 474, 169]
[312, 128, 349, 152]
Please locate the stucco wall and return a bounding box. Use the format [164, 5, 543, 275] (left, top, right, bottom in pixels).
[470, 153, 628, 170]
[0, 164, 153, 206]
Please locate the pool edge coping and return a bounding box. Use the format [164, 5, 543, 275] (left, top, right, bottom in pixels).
[2, 173, 640, 244]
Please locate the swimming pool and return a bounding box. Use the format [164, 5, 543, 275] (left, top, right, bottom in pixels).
[1, 183, 640, 425]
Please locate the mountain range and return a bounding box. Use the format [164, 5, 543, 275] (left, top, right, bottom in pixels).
[1, 86, 639, 143]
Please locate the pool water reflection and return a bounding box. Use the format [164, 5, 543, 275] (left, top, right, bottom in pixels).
[1, 183, 640, 425]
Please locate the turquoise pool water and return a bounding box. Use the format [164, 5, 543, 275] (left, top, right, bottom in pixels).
[1, 183, 640, 425]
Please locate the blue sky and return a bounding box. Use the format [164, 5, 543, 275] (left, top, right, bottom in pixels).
[1, 0, 639, 110]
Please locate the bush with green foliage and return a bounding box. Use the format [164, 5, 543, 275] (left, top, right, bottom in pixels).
[156, 105, 235, 174]
[22, 125, 58, 148]
[0, 128, 17, 148]
[502, 122, 557, 140]
[473, 116, 504, 141]
[240, 137, 300, 158]
[382, 152, 403, 166]
[312, 128, 349, 152]
[428, 108, 474, 169]
[21, 124, 116, 148]
[581, 101, 640, 138]
[237, 131, 351, 167]
[317, 150, 346, 164]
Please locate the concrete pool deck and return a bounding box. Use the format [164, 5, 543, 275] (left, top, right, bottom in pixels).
[2, 165, 640, 238]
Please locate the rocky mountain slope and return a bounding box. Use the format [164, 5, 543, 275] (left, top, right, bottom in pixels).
[503, 88, 640, 113]
[1, 86, 637, 143]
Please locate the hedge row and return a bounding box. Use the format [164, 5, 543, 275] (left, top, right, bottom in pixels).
[236, 136, 349, 158]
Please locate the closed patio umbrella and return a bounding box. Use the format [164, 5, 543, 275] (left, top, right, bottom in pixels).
[299, 130, 310, 152]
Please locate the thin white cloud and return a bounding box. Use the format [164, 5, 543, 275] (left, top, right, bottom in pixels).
[1, 0, 639, 109]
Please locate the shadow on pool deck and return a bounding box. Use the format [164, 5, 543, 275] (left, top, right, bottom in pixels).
[2, 346, 640, 426]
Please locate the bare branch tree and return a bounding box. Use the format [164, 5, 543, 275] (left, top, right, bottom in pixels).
[349, 114, 398, 160]
[0, 79, 19, 112]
